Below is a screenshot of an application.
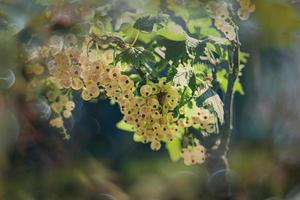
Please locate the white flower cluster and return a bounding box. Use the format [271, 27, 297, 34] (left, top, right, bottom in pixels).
[207, 2, 237, 41]
[181, 143, 206, 166]
[237, 0, 256, 20]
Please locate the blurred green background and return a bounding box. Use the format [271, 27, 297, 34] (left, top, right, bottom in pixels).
[0, 0, 300, 199]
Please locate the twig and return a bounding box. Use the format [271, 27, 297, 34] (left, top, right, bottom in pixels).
[89, 33, 129, 49]
[131, 31, 140, 47]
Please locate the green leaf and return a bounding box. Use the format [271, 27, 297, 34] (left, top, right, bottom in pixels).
[234, 80, 245, 95]
[167, 1, 190, 21]
[116, 120, 134, 132]
[167, 66, 177, 82]
[160, 40, 187, 64]
[216, 69, 227, 92]
[193, 63, 208, 75]
[216, 69, 244, 95]
[115, 12, 136, 31]
[133, 14, 168, 32]
[156, 22, 186, 41]
[166, 137, 181, 162]
[187, 17, 220, 37]
[116, 47, 155, 67]
[134, 16, 155, 32]
[173, 87, 191, 117]
[133, 133, 143, 142]
[240, 51, 249, 63]
[187, 101, 193, 109]
[188, 73, 197, 94]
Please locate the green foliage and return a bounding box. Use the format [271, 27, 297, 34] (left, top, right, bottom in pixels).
[156, 21, 186, 41]
[217, 69, 245, 95]
[116, 47, 155, 67]
[133, 14, 168, 32]
[255, 0, 300, 45]
[116, 120, 134, 132]
[187, 18, 220, 37]
[24, 0, 252, 165]
[166, 137, 182, 162]
[188, 73, 197, 94]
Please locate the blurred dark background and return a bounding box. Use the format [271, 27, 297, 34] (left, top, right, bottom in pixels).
[0, 0, 300, 199]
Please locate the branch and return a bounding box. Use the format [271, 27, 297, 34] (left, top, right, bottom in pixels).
[218, 42, 240, 156]
[89, 33, 129, 49]
[205, 37, 240, 199]
[207, 39, 240, 158]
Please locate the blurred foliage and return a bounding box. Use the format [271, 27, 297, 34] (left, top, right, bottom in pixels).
[0, 0, 299, 200]
[254, 0, 300, 46]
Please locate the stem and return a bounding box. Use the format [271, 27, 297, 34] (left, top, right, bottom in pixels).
[219, 42, 240, 155]
[113, 46, 117, 66]
[211, 64, 219, 91]
[89, 33, 128, 49]
[205, 35, 240, 199]
[131, 31, 140, 47]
